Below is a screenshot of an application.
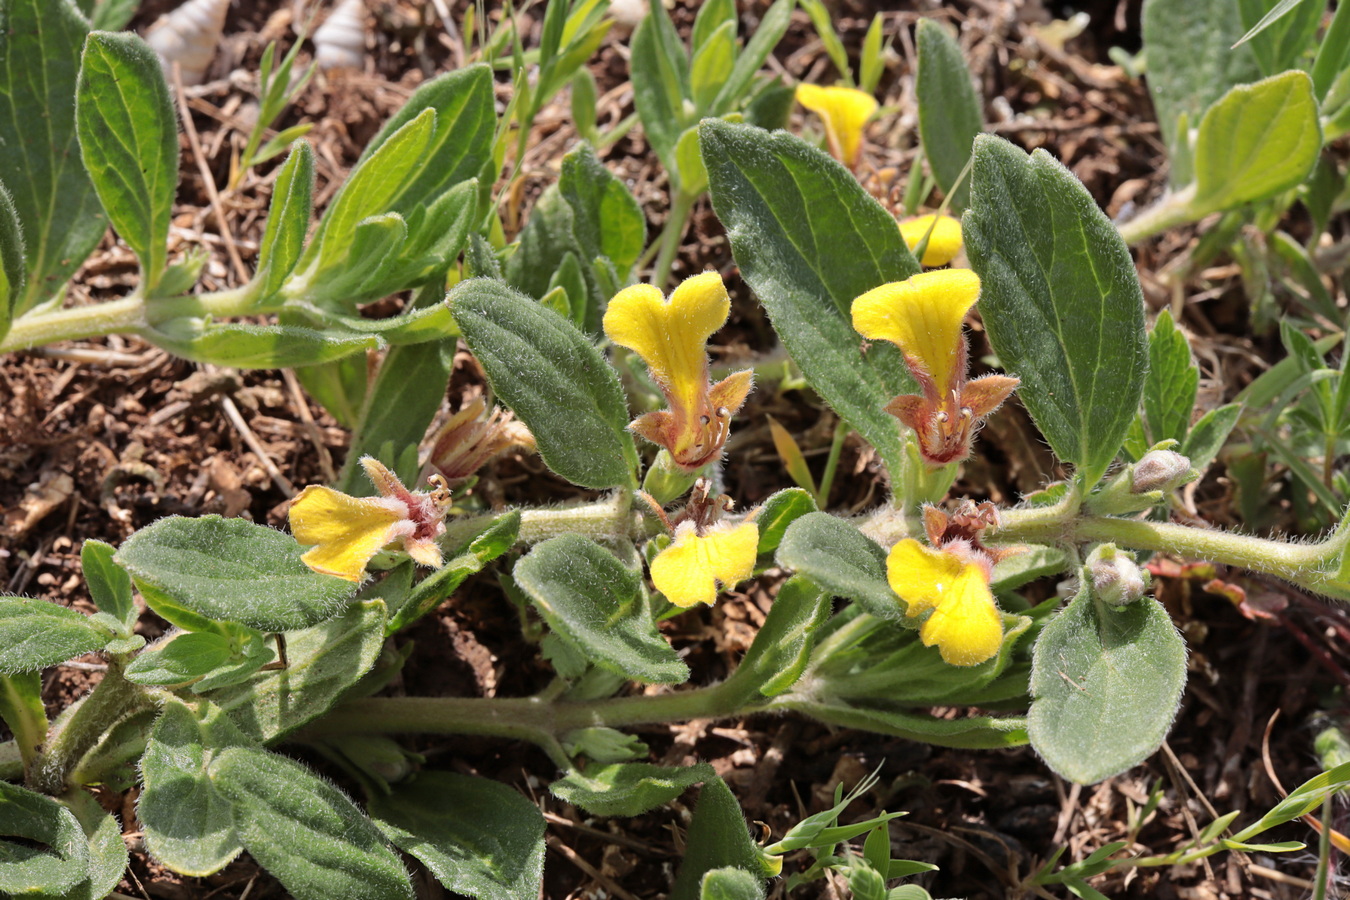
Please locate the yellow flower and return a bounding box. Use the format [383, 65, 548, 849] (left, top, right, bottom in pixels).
[603, 272, 753, 470]
[289, 458, 448, 582]
[650, 520, 759, 608]
[886, 538, 1003, 666]
[852, 270, 1018, 465]
[795, 83, 879, 169]
[899, 214, 964, 267]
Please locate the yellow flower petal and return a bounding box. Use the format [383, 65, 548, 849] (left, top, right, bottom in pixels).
[650, 521, 759, 608]
[289, 485, 405, 582]
[603, 272, 730, 417]
[886, 538, 1002, 667]
[851, 269, 981, 392]
[885, 538, 964, 616]
[916, 571, 1003, 666]
[899, 215, 964, 267]
[795, 83, 878, 167]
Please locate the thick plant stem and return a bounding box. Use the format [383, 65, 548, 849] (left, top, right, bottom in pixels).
[1116, 185, 1199, 245]
[26, 662, 152, 795]
[997, 508, 1350, 583]
[651, 191, 696, 289]
[301, 679, 756, 747]
[442, 492, 655, 549]
[0, 285, 261, 353]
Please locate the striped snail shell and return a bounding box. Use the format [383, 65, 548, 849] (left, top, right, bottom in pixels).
[313, 0, 368, 71]
[144, 0, 230, 87]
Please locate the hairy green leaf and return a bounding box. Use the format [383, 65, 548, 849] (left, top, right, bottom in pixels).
[80, 539, 136, 632]
[370, 772, 545, 900]
[0, 182, 22, 336]
[1192, 71, 1320, 214]
[775, 513, 899, 622]
[701, 120, 920, 478]
[144, 319, 380, 369]
[671, 778, 773, 900]
[0, 0, 106, 312]
[62, 788, 128, 900]
[140, 700, 247, 877]
[965, 135, 1147, 486]
[254, 140, 314, 301]
[0, 597, 106, 673]
[916, 19, 982, 210]
[551, 762, 715, 817]
[211, 746, 414, 900]
[1027, 584, 1187, 784]
[115, 515, 356, 632]
[728, 575, 830, 700]
[515, 535, 687, 684]
[1143, 309, 1198, 445]
[452, 278, 639, 490]
[76, 30, 177, 290]
[0, 780, 89, 898]
[1142, 0, 1260, 152]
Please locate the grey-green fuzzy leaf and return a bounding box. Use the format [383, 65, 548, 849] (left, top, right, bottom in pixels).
[701, 120, 920, 479]
[965, 135, 1147, 487]
[0, 597, 107, 673]
[916, 19, 982, 210]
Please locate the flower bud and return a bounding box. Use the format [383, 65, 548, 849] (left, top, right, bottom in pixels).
[427, 398, 534, 484]
[642, 449, 701, 506]
[1130, 449, 1195, 495]
[1086, 544, 1149, 607]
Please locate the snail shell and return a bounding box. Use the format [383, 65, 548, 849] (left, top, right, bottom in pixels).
[145, 0, 230, 87]
[313, 0, 367, 71]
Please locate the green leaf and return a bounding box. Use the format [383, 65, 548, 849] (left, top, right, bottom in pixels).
[0, 780, 89, 899]
[991, 545, 1069, 592]
[0, 672, 45, 770]
[1181, 402, 1241, 471]
[916, 19, 982, 210]
[690, 20, 736, 111]
[671, 778, 774, 900]
[1143, 309, 1198, 445]
[787, 700, 1029, 748]
[560, 142, 645, 277]
[965, 135, 1148, 487]
[115, 515, 356, 632]
[61, 788, 128, 900]
[0, 182, 23, 337]
[1141, 0, 1260, 151]
[551, 761, 715, 817]
[124, 632, 238, 685]
[80, 539, 136, 632]
[1312, 0, 1350, 98]
[139, 700, 247, 877]
[88, 0, 138, 30]
[210, 746, 414, 900]
[253, 140, 314, 301]
[701, 867, 767, 900]
[1236, 0, 1321, 76]
[701, 120, 920, 478]
[775, 513, 899, 621]
[0, 597, 106, 673]
[143, 318, 380, 369]
[1027, 584, 1187, 784]
[0, 0, 106, 312]
[386, 510, 521, 634]
[451, 278, 639, 490]
[76, 30, 177, 290]
[728, 575, 830, 699]
[711, 0, 793, 116]
[1191, 71, 1320, 215]
[369, 772, 545, 900]
[336, 338, 453, 496]
[205, 600, 388, 743]
[515, 535, 687, 684]
[753, 488, 818, 559]
[630, 3, 691, 171]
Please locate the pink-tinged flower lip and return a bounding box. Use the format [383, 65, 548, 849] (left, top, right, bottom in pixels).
[603, 272, 754, 471]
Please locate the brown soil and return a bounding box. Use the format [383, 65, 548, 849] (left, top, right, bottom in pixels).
[3, 1, 1348, 898]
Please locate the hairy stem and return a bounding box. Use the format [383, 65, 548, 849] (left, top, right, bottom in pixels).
[1116, 185, 1199, 245]
[26, 662, 152, 795]
[651, 191, 696, 289]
